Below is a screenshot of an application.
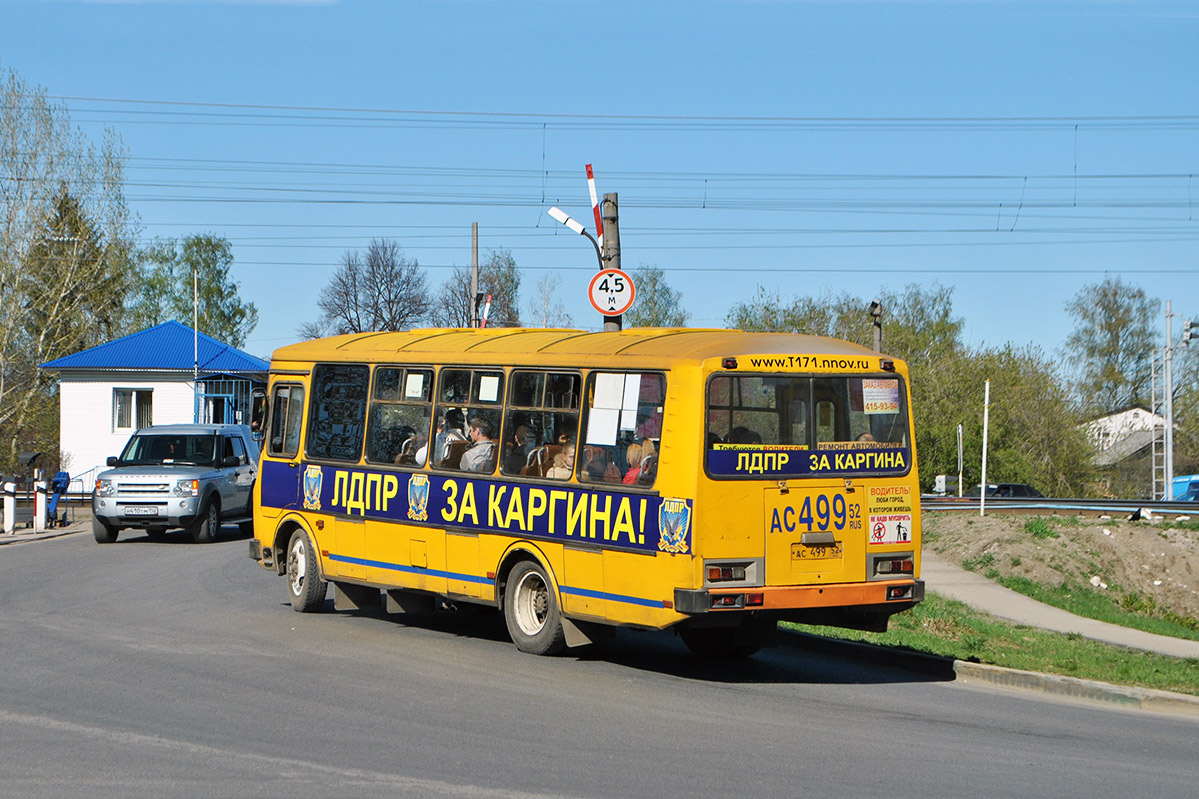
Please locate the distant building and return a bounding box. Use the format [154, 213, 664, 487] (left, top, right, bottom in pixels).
[1080, 405, 1165, 467]
[40, 321, 267, 480]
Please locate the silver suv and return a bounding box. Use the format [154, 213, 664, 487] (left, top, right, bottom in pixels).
[92, 424, 259, 543]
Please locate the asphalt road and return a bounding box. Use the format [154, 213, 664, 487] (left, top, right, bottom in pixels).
[1, 527, 1196, 798]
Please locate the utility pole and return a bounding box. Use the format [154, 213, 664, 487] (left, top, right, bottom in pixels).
[470, 222, 479, 328]
[601, 192, 622, 332]
[1165, 301, 1175, 499]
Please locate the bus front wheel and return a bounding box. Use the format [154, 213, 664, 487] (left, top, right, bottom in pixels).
[503, 560, 566, 655]
[287, 529, 328, 613]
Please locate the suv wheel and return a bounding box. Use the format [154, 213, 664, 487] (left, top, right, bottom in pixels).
[191, 500, 221, 544]
[92, 517, 118, 544]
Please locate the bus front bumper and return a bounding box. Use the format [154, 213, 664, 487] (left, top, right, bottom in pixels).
[674, 578, 924, 615]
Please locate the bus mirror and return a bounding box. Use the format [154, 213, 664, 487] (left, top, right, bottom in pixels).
[250, 388, 268, 439]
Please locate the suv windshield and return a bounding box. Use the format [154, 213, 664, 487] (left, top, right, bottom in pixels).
[706, 374, 910, 478]
[120, 434, 219, 466]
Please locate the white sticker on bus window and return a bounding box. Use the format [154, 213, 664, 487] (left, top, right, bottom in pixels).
[622, 374, 641, 411]
[586, 407, 619, 446]
[620, 409, 637, 432]
[862, 379, 900, 415]
[404, 373, 425, 399]
[594, 373, 624, 409]
[478, 375, 500, 402]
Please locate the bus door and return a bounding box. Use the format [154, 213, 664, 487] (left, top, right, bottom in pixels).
[261, 382, 306, 517]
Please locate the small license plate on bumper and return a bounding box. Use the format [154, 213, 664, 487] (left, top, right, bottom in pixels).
[791, 542, 843, 560]
[124, 506, 160, 516]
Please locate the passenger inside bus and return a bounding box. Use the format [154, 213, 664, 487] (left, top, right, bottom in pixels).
[623, 439, 656, 484]
[727, 426, 762, 444]
[425, 408, 466, 466]
[546, 441, 575, 480]
[460, 416, 498, 473]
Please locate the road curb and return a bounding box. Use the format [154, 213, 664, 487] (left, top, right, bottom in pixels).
[952, 660, 1199, 718]
[782, 629, 1199, 719]
[0, 522, 89, 546]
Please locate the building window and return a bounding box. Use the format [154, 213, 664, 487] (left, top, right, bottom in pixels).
[114, 389, 153, 431]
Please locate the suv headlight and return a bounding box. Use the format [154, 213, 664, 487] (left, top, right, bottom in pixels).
[95, 479, 115, 497]
[173, 479, 200, 497]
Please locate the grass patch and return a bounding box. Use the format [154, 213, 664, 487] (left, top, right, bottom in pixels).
[995, 575, 1199, 640]
[1025, 517, 1059, 539]
[785, 592, 1199, 696]
[962, 552, 995, 572]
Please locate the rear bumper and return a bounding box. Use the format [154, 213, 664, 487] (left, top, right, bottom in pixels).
[675, 578, 924, 615]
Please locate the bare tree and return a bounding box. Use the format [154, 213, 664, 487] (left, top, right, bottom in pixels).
[431, 249, 522, 328]
[525, 273, 574, 328]
[301, 239, 430, 336]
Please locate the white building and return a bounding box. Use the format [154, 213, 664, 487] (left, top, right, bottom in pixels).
[40, 321, 267, 482]
[1081, 405, 1165, 467]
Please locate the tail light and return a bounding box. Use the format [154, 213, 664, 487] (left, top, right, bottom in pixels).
[707, 565, 747, 582]
[875, 558, 914, 576]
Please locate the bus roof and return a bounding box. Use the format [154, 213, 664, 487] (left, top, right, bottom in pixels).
[271, 327, 889, 368]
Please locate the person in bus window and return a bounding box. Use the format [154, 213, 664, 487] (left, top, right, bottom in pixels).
[728, 426, 761, 445]
[546, 441, 575, 480]
[426, 408, 466, 466]
[503, 422, 535, 473]
[460, 416, 498, 473]
[623, 439, 655, 485]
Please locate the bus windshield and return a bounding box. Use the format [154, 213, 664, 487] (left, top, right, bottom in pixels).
[706, 374, 910, 478]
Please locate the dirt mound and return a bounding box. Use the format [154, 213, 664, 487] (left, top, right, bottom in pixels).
[923, 510, 1199, 623]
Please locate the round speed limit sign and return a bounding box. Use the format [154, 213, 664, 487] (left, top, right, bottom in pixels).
[588, 268, 636, 316]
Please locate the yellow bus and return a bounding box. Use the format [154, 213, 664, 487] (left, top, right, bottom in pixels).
[248, 328, 923, 656]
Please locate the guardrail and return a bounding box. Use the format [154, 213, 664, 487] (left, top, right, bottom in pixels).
[922, 496, 1199, 518]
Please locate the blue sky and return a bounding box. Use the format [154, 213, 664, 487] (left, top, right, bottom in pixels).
[3, 0, 1197, 359]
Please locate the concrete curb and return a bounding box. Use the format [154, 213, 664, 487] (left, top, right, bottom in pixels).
[0, 520, 89, 545]
[952, 660, 1199, 718]
[782, 630, 1199, 719]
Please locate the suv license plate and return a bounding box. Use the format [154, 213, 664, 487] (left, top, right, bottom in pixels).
[125, 506, 159, 516]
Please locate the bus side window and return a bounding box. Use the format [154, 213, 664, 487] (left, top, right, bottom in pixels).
[581, 372, 665, 487]
[432, 368, 504, 474]
[306, 364, 370, 463]
[365, 367, 433, 466]
[501, 371, 580, 478]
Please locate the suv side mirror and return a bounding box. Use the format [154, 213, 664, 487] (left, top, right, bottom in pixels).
[107, 456, 119, 466]
[222, 455, 240, 467]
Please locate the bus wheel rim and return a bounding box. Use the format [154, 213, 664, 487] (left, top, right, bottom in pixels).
[513, 570, 548, 636]
[288, 537, 307, 596]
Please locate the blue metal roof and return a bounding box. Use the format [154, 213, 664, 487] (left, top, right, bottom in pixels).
[40, 321, 268, 373]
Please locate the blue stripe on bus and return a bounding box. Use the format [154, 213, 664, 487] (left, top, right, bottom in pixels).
[327, 553, 493, 585]
[559, 585, 666, 609]
[325, 553, 665, 608]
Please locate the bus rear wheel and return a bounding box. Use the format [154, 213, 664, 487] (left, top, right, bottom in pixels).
[503, 560, 566, 655]
[287, 529, 327, 613]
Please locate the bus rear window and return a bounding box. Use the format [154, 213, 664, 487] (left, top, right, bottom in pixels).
[706, 374, 910, 478]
